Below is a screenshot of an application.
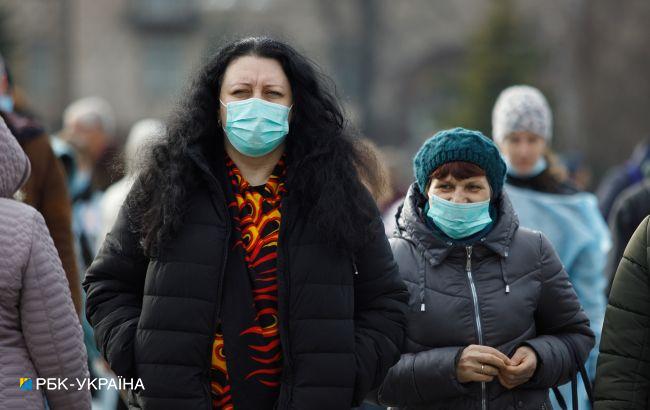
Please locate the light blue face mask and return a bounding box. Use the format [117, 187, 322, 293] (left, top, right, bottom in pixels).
[220, 98, 291, 158]
[504, 156, 547, 178]
[426, 194, 492, 240]
[0, 94, 14, 112]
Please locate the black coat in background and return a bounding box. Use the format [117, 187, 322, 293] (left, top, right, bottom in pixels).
[83, 145, 408, 410]
[605, 180, 650, 294]
[377, 184, 594, 410]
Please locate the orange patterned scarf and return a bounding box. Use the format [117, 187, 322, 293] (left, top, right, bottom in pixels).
[210, 155, 286, 409]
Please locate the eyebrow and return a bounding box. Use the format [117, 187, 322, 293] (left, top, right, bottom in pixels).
[228, 81, 254, 87]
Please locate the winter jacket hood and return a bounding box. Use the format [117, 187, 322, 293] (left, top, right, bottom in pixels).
[396, 183, 518, 302]
[0, 116, 30, 198]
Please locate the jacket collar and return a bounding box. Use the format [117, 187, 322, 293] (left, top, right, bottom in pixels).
[396, 183, 519, 265]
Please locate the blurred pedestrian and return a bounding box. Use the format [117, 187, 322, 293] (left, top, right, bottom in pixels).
[0, 116, 90, 410]
[596, 139, 650, 220]
[60, 97, 117, 269]
[61, 96, 118, 193]
[0, 53, 82, 315]
[98, 118, 164, 247]
[604, 180, 650, 294]
[84, 37, 408, 410]
[593, 215, 650, 409]
[493, 85, 609, 408]
[376, 128, 594, 409]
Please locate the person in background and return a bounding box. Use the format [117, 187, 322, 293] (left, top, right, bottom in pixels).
[61, 96, 118, 193]
[0, 116, 91, 410]
[596, 139, 650, 220]
[50, 133, 124, 410]
[60, 96, 117, 269]
[493, 85, 610, 409]
[98, 118, 164, 247]
[0, 52, 82, 315]
[376, 127, 594, 409]
[593, 216, 650, 409]
[84, 37, 408, 409]
[603, 180, 650, 294]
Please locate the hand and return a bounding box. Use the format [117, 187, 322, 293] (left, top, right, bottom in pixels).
[456, 344, 512, 383]
[498, 346, 538, 389]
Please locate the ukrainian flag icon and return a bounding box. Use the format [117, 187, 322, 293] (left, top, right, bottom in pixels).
[19, 378, 32, 391]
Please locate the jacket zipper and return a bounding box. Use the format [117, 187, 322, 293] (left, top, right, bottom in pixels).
[466, 246, 486, 410]
[203, 194, 231, 410]
[275, 199, 293, 408]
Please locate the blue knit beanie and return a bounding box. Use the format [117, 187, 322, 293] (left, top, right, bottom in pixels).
[413, 127, 507, 198]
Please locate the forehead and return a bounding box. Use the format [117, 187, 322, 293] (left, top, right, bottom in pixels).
[222, 55, 289, 86]
[506, 130, 544, 141]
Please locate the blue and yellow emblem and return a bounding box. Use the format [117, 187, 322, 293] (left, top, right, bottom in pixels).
[19, 378, 33, 390]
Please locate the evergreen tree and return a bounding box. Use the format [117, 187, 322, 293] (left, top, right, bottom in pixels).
[449, 0, 540, 136]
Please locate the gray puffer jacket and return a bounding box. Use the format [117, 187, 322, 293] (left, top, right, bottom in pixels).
[0, 117, 90, 409]
[378, 184, 594, 410]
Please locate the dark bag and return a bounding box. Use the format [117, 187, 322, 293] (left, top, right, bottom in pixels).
[551, 335, 594, 410]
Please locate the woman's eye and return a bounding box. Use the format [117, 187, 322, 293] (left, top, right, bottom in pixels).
[267, 91, 283, 97]
[232, 89, 248, 96]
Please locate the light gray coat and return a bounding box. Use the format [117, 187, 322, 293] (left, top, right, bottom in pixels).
[0, 117, 90, 409]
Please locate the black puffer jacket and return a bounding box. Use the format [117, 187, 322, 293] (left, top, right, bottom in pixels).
[594, 216, 650, 409]
[83, 147, 408, 410]
[377, 184, 594, 410]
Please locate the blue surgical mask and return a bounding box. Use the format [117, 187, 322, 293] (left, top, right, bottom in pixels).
[504, 156, 547, 178]
[426, 194, 492, 240]
[0, 95, 14, 112]
[220, 98, 291, 158]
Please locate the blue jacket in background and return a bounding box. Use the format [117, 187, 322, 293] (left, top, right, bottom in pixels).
[506, 183, 610, 409]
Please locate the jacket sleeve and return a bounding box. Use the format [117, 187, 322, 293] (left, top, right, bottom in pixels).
[83, 203, 148, 380]
[522, 233, 595, 389]
[377, 341, 470, 406]
[22, 136, 82, 315]
[20, 209, 91, 410]
[594, 216, 650, 409]
[568, 236, 607, 379]
[351, 213, 409, 406]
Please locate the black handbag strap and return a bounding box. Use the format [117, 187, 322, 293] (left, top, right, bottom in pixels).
[550, 334, 594, 410]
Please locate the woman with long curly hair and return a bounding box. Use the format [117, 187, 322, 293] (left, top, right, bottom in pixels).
[83, 37, 408, 410]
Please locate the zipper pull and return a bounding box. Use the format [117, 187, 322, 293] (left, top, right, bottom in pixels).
[465, 246, 472, 272]
[505, 284, 510, 294]
[352, 259, 359, 275]
[420, 303, 426, 312]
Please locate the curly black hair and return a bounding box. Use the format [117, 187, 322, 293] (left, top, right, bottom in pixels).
[128, 37, 384, 256]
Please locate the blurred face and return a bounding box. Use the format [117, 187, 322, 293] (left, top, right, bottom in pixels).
[427, 175, 491, 203]
[219, 55, 293, 126]
[61, 120, 109, 163]
[499, 131, 546, 174]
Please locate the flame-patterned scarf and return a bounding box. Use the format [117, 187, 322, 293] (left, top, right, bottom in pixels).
[210, 154, 287, 409]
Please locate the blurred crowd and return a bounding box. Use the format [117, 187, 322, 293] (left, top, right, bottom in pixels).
[1, 34, 649, 410]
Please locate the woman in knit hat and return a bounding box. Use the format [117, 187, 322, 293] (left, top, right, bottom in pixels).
[375, 127, 594, 409]
[493, 85, 610, 409]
